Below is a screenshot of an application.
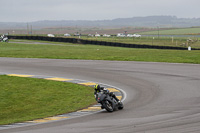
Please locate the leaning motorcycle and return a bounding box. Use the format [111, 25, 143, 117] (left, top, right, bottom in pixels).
[0, 35, 9, 42]
[96, 90, 123, 112]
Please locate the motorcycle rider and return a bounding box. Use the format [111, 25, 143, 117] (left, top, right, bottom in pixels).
[0, 35, 3, 41]
[0, 34, 8, 42]
[94, 84, 122, 105]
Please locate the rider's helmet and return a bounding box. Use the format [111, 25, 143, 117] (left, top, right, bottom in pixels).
[94, 84, 100, 91]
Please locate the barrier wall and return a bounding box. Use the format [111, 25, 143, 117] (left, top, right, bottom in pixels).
[8, 35, 200, 50]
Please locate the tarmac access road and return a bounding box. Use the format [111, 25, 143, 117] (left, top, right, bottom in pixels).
[0, 57, 200, 133]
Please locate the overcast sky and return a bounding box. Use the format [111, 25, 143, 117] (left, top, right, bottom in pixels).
[1, 0, 200, 22]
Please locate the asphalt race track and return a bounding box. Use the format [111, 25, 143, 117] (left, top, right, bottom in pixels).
[0, 57, 200, 133]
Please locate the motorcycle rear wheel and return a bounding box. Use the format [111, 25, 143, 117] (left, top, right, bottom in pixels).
[118, 102, 124, 110]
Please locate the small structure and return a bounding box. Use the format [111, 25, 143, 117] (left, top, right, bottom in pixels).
[88, 34, 94, 37]
[117, 33, 126, 37]
[95, 32, 101, 37]
[95, 34, 101, 37]
[47, 34, 55, 37]
[103, 34, 111, 37]
[132, 34, 141, 37]
[64, 33, 71, 37]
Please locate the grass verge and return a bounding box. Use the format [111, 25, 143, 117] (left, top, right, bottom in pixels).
[139, 27, 200, 35]
[73, 36, 200, 48]
[0, 42, 200, 64]
[0, 75, 95, 125]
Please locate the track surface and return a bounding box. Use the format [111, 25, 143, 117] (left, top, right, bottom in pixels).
[0, 58, 200, 133]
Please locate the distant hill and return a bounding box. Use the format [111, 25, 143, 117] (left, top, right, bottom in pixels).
[1, 16, 200, 30]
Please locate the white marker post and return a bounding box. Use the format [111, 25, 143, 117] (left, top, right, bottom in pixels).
[188, 46, 191, 51]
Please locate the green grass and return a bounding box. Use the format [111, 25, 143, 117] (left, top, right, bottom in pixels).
[0, 75, 95, 125]
[9, 34, 200, 48]
[139, 27, 200, 35]
[0, 41, 200, 64]
[77, 36, 200, 48]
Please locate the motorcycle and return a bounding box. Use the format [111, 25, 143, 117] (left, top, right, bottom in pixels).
[0, 35, 9, 42]
[96, 90, 123, 112]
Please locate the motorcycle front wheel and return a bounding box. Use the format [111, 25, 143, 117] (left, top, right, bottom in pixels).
[103, 100, 113, 112]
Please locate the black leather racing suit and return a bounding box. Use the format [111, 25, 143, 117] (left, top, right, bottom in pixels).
[94, 87, 120, 102]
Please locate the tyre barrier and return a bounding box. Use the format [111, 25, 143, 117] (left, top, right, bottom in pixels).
[8, 35, 200, 50]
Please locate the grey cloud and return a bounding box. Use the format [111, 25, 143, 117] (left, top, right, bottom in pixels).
[1, 0, 200, 22]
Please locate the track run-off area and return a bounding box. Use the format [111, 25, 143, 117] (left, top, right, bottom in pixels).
[0, 58, 200, 133]
[0, 73, 124, 127]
